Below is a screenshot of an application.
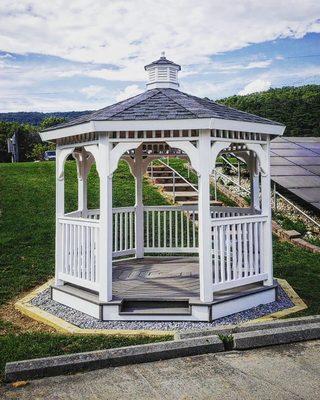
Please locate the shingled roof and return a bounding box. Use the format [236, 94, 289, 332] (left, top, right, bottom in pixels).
[43, 88, 284, 131]
[144, 55, 181, 70]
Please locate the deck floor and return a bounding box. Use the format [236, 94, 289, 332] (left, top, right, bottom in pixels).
[112, 257, 200, 300]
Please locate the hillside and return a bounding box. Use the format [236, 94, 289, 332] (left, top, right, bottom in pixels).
[217, 85, 320, 137]
[0, 110, 91, 125]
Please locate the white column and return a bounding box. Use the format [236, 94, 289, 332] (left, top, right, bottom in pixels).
[98, 134, 113, 302]
[74, 150, 88, 216]
[55, 147, 65, 286]
[250, 152, 260, 212]
[78, 169, 88, 216]
[134, 145, 144, 258]
[260, 139, 273, 286]
[198, 130, 213, 302]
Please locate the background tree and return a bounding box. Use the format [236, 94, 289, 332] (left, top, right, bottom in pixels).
[217, 85, 320, 137]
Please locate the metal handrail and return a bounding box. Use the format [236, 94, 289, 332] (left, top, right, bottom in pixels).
[213, 170, 250, 194]
[273, 187, 320, 229]
[159, 159, 198, 192]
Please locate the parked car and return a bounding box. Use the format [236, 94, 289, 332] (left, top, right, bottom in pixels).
[43, 150, 56, 161]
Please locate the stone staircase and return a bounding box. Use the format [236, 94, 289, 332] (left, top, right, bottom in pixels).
[147, 163, 222, 206]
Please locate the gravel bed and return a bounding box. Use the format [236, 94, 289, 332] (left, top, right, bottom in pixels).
[30, 284, 294, 332]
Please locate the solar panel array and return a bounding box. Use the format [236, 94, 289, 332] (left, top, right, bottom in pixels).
[270, 137, 320, 212]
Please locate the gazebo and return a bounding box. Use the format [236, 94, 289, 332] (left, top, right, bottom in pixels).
[40, 53, 285, 321]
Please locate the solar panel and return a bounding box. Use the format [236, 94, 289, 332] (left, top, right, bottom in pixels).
[290, 188, 320, 203]
[273, 175, 320, 188]
[270, 137, 320, 212]
[285, 157, 320, 166]
[304, 165, 320, 174]
[270, 166, 312, 176]
[269, 156, 294, 166]
[271, 149, 313, 157]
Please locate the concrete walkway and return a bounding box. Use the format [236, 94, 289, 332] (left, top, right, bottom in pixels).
[2, 340, 320, 400]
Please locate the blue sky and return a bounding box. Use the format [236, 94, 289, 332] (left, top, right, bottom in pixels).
[0, 1, 319, 112]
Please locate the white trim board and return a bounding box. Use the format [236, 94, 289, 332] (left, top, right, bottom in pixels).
[40, 118, 285, 141]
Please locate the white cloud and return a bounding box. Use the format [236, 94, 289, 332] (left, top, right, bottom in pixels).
[0, 0, 319, 82]
[245, 60, 272, 69]
[116, 84, 143, 102]
[239, 79, 271, 95]
[80, 85, 105, 98]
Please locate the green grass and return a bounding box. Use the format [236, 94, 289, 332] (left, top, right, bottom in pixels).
[0, 160, 172, 380]
[1, 160, 320, 379]
[273, 238, 320, 316]
[274, 212, 308, 236]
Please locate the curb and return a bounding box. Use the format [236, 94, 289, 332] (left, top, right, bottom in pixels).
[5, 335, 224, 382]
[5, 316, 320, 383]
[233, 322, 320, 349]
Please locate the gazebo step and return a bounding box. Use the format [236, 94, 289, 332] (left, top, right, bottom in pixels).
[119, 299, 191, 315]
[153, 177, 185, 184]
[160, 183, 195, 191]
[179, 200, 223, 206]
[150, 171, 174, 177]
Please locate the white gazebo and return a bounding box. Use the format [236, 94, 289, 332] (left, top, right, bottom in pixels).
[40, 54, 285, 321]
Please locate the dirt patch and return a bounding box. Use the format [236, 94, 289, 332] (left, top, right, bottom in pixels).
[0, 298, 55, 334]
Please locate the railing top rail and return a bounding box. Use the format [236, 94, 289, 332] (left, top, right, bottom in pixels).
[59, 216, 100, 225]
[86, 208, 100, 215]
[211, 213, 268, 226]
[158, 158, 198, 192]
[143, 204, 198, 212]
[210, 206, 255, 213]
[112, 206, 136, 213]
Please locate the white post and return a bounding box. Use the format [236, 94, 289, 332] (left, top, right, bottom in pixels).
[55, 147, 65, 286]
[261, 139, 273, 286]
[98, 134, 113, 302]
[198, 130, 213, 302]
[250, 152, 260, 212]
[134, 145, 144, 258]
[74, 150, 88, 217]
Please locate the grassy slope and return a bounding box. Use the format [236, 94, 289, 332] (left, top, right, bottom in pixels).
[0, 160, 319, 378]
[0, 161, 169, 380]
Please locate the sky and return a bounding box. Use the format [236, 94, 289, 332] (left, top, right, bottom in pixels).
[0, 0, 320, 112]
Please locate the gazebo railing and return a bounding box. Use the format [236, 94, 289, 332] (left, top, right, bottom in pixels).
[59, 205, 265, 292]
[113, 207, 136, 257]
[144, 205, 198, 253]
[211, 213, 268, 291]
[58, 215, 99, 291]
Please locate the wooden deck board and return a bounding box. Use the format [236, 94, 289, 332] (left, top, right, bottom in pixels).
[112, 257, 200, 300]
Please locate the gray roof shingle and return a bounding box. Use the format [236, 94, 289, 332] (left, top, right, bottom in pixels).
[43, 88, 284, 131]
[144, 56, 181, 70]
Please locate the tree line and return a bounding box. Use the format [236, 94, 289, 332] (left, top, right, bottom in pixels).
[217, 85, 320, 137]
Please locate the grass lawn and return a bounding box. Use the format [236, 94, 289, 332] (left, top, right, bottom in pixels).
[0, 160, 319, 380]
[0, 160, 170, 381]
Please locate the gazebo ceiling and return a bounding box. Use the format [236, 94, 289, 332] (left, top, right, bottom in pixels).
[40, 54, 285, 140]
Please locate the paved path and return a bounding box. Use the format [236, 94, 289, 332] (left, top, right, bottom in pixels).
[2, 340, 320, 399]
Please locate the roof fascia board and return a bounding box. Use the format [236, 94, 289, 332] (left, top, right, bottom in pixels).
[40, 118, 284, 141]
[40, 121, 96, 141]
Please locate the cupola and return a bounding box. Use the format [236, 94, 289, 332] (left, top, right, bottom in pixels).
[144, 52, 181, 90]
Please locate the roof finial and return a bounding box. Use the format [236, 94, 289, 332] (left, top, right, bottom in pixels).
[161, 51, 165, 58]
